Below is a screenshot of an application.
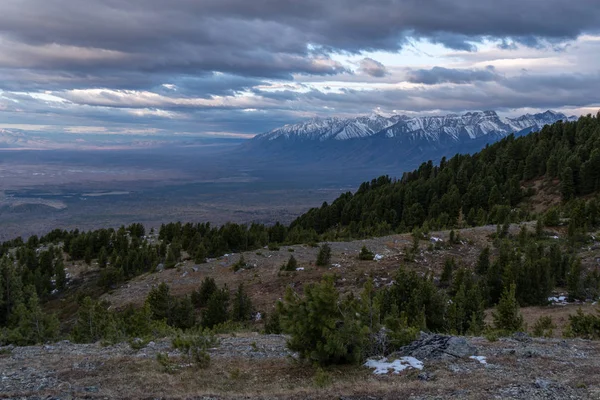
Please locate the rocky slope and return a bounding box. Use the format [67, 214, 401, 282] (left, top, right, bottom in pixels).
[1, 332, 599, 399]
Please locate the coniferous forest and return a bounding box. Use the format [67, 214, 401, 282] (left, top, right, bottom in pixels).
[1, 113, 600, 366]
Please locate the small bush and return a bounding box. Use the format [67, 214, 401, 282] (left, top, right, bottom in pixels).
[564, 308, 600, 339]
[532, 316, 556, 338]
[172, 331, 218, 369]
[313, 368, 332, 388]
[358, 246, 374, 261]
[156, 352, 176, 373]
[268, 243, 280, 251]
[231, 255, 247, 272]
[316, 243, 332, 267]
[281, 255, 298, 271]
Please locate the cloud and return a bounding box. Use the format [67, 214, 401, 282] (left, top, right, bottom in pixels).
[358, 58, 388, 77]
[1, 1, 600, 137]
[407, 66, 500, 85]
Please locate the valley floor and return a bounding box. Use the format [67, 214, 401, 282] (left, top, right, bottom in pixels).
[1, 333, 600, 399]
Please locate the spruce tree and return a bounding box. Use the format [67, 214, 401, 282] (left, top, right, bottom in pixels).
[192, 277, 217, 308]
[358, 246, 374, 260]
[492, 284, 524, 333]
[281, 255, 297, 271]
[194, 243, 207, 264]
[201, 287, 230, 328]
[316, 243, 332, 266]
[476, 247, 490, 275]
[232, 283, 253, 322]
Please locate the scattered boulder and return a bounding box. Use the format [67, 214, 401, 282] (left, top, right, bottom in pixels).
[393, 332, 477, 361]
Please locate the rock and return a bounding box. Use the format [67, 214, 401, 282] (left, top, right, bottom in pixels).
[156, 263, 165, 271]
[418, 371, 434, 381]
[394, 332, 477, 361]
[512, 332, 532, 342]
[535, 378, 552, 389]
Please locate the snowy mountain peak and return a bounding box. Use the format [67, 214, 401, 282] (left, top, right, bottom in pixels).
[255, 110, 572, 144]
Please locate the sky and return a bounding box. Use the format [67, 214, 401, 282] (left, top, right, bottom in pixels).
[0, 0, 599, 139]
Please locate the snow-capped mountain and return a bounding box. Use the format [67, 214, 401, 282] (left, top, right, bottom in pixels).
[241, 109, 579, 175]
[258, 113, 403, 142]
[254, 110, 576, 144]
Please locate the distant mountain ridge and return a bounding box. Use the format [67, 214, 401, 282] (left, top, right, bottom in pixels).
[241, 110, 578, 177]
[254, 110, 577, 144]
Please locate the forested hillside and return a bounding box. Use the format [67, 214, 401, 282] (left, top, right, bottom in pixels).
[292, 112, 600, 237]
[1, 113, 600, 361]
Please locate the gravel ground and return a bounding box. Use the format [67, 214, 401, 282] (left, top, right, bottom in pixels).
[2, 333, 600, 399]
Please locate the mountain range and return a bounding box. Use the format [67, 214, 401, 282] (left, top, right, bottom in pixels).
[242, 110, 577, 174]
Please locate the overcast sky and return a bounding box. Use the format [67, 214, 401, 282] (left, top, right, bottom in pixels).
[0, 0, 599, 138]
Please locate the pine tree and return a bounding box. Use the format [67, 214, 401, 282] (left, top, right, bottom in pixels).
[194, 243, 207, 264]
[358, 246, 374, 261]
[97, 247, 108, 268]
[561, 167, 575, 201]
[492, 284, 524, 333]
[72, 296, 116, 343]
[476, 247, 490, 275]
[191, 277, 217, 308]
[567, 259, 584, 301]
[316, 243, 332, 267]
[231, 283, 253, 322]
[201, 287, 230, 329]
[440, 258, 455, 288]
[9, 288, 59, 345]
[54, 258, 67, 292]
[281, 255, 297, 271]
[146, 283, 175, 323]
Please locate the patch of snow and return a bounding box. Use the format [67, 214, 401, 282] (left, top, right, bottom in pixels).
[430, 236, 443, 243]
[551, 235, 559, 239]
[331, 263, 341, 268]
[296, 267, 304, 271]
[364, 357, 423, 375]
[374, 254, 384, 261]
[470, 355, 487, 365]
[548, 295, 568, 305]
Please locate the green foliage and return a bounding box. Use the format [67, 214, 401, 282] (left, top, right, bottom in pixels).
[156, 352, 176, 373]
[201, 287, 230, 329]
[231, 283, 253, 322]
[172, 330, 218, 369]
[194, 244, 207, 264]
[146, 283, 195, 329]
[379, 267, 447, 332]
[264, 306, 282, 334]
[71, 297, 118, 343]
[281, 255, 298, 271]
[5, 288, 59, 345]
[532, 316, 556, 338]
[567, 259, 585, 301]
[231, 255, 247, 272]
[564, 308, 600, 339]
[476, 247, 490, 275]
[279, 276, 368, 366]
[316, 243, 332, 266]
[440, 258, 455, 288]
[358, 246, 374, 261]
[191, 277, 217, 308]
[313, 368, 332, 388]
[492, 284, 524, 333]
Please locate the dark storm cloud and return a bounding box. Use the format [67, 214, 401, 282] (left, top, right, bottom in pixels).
[1, 0, 599, 90]
[407, 66, 500, 85]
